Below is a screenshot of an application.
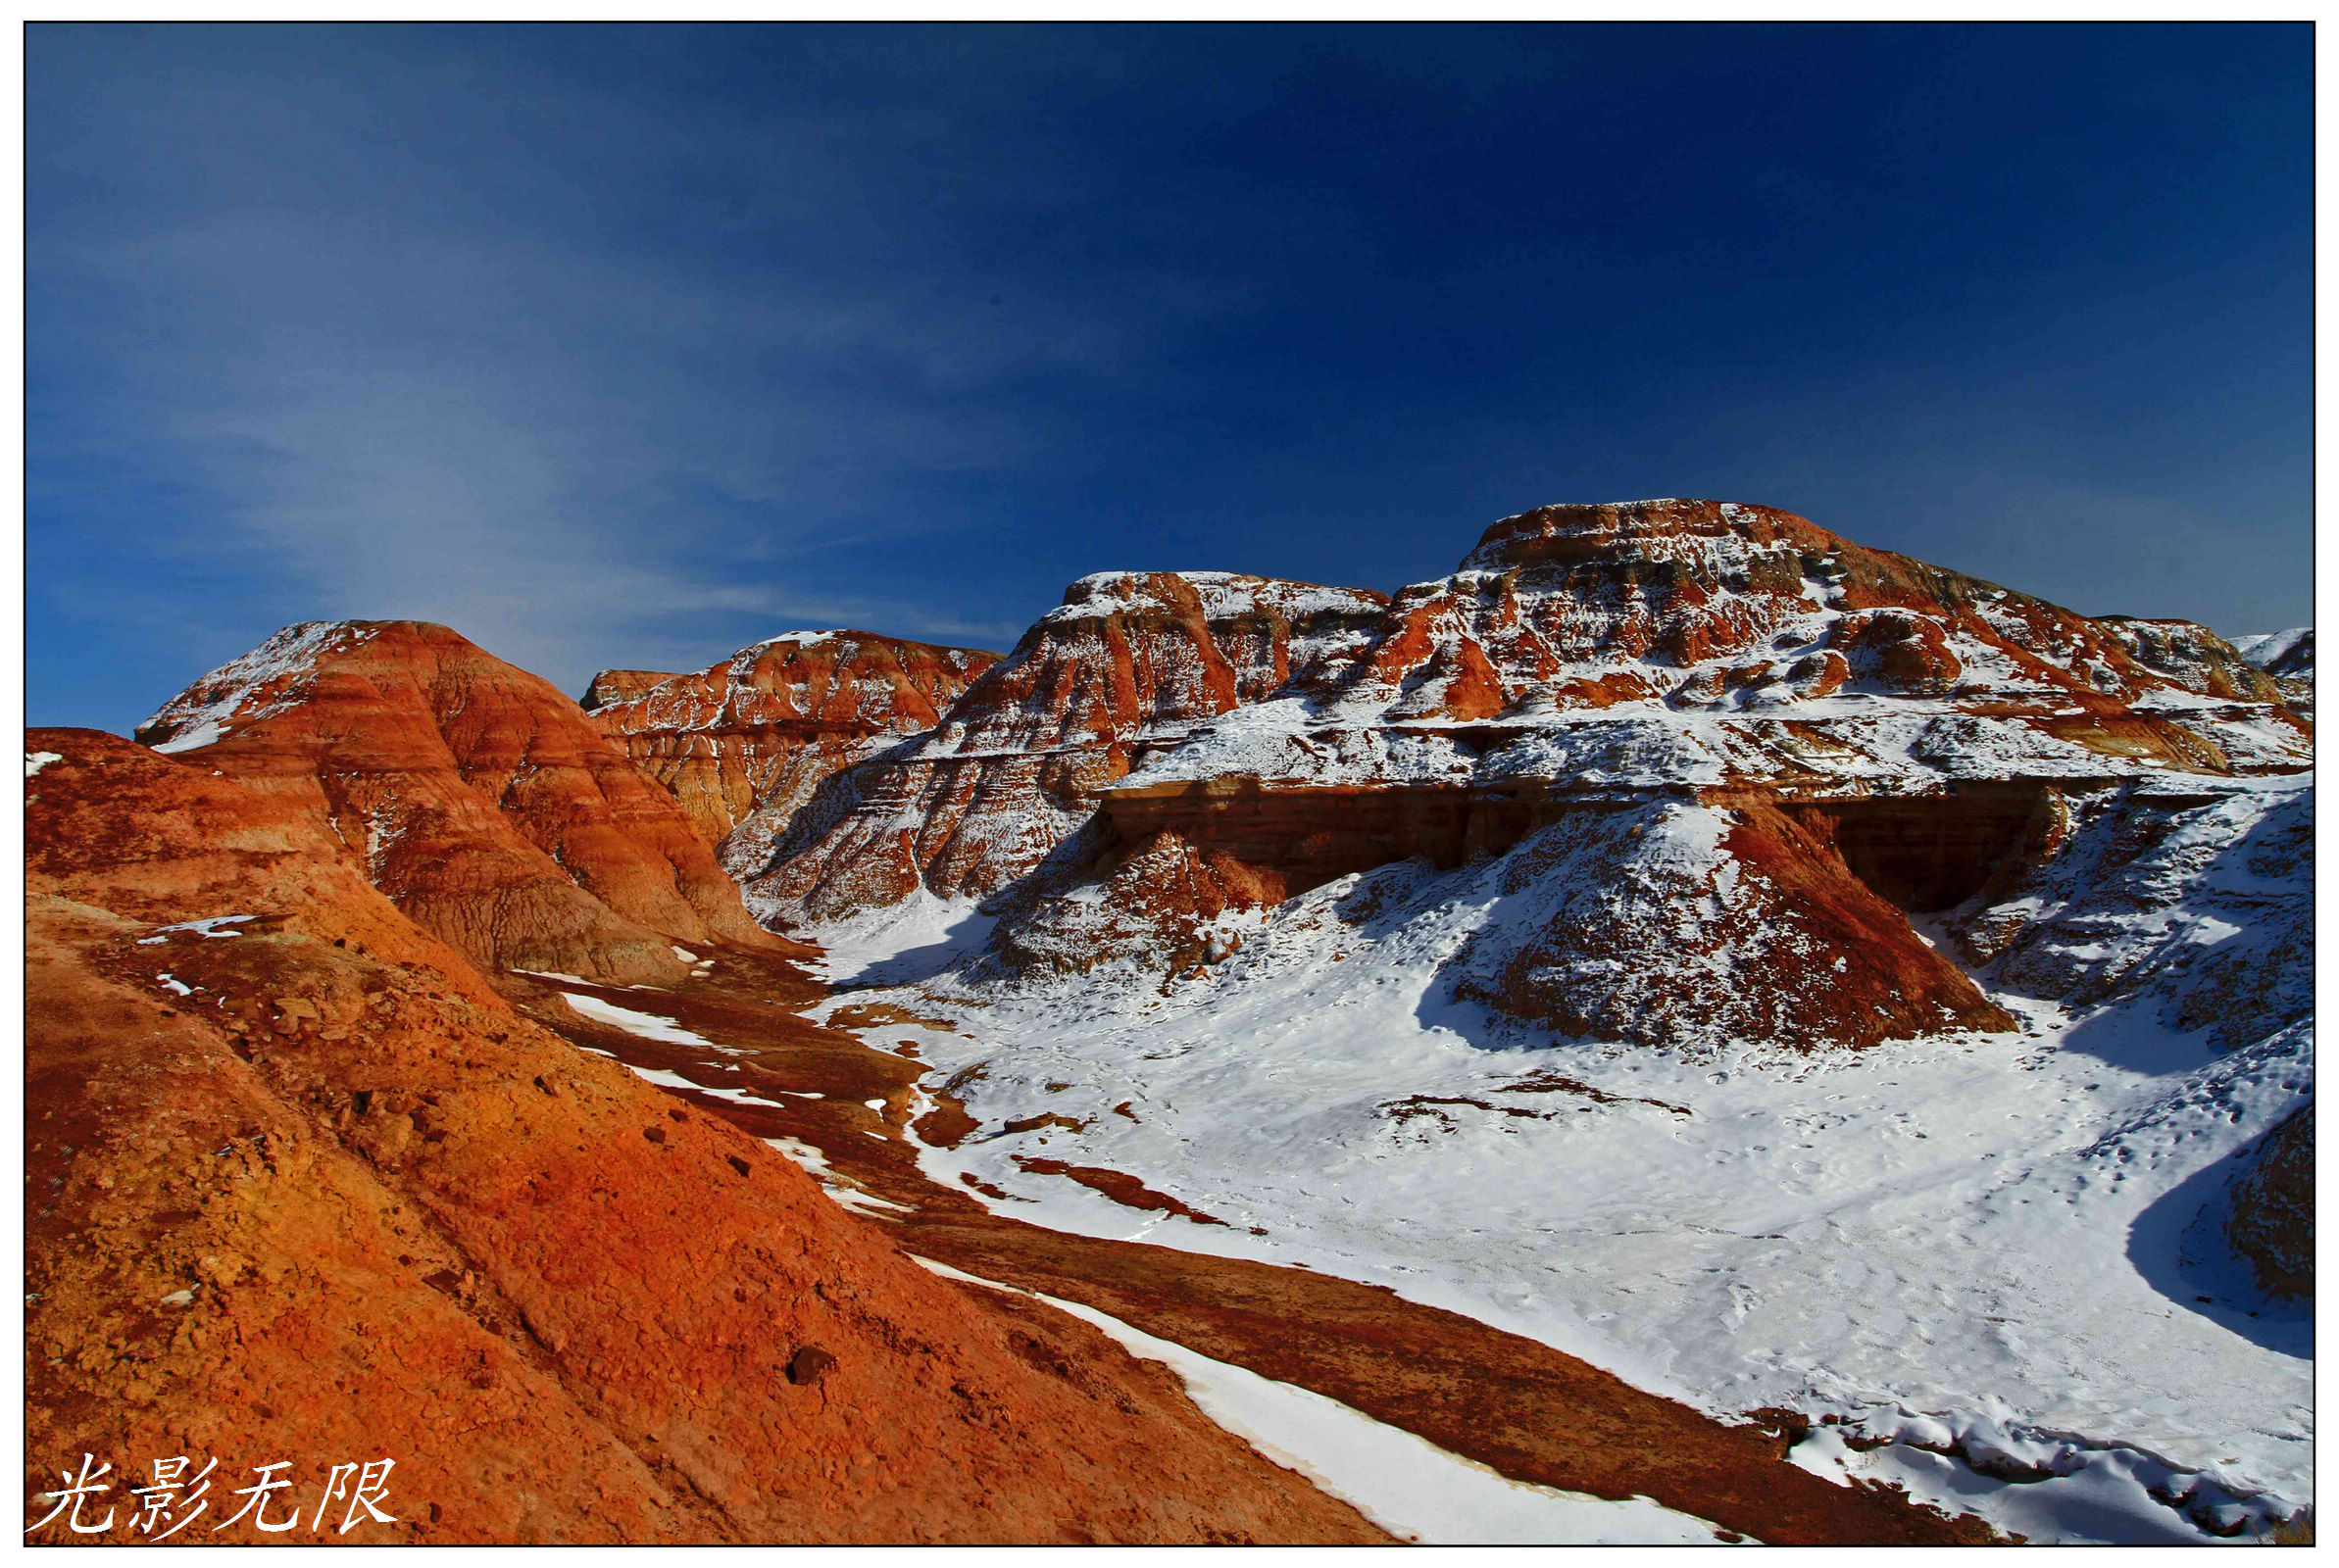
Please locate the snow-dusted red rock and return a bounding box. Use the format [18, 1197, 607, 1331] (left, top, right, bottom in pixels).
[584, 629, 1002, 879]
[764, 500, 2304, 1054]
[137, 620, 783, 983]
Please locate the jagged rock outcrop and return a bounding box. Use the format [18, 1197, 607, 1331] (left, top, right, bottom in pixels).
[583, 631, 1001, 878]
[1447, 800, 2017, 1053]
[2227, 1103, 2313, 1299]
[134, 621, 782, 984]
[757, 499, 2311, 1054]
[745, 575, 1389, 922]
[24, 727, 1387, 1544]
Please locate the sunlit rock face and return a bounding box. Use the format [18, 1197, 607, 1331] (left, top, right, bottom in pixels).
[136, 619, 784, 984]
[746, 500, 2310, 1054]
[25, 727, 1384, 1545]
[582, 631, 1003, 880]
[740, 573, 1392, 924]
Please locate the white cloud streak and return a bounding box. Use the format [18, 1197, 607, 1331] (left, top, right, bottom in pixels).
[30, 28, 1223, 693]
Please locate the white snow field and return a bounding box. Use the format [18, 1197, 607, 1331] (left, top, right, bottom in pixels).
[802, 774, 2313, 1545]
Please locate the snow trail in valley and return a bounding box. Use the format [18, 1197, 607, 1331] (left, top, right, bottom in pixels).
[908, 1255, 1734, 1545]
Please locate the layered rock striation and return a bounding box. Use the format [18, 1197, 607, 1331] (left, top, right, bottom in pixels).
[25, 727, 1387, 1544]
[756, 500, 2311, 1054]
[135, 621, 781, 984]
[744, 574, 1390, 922]
[583, 631, 1001, 880]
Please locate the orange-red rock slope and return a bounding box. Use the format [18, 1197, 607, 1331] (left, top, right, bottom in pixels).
[136, 621, 781, 985]
[24, 727, 1387, 1544]
[583, 630, 1000, 880]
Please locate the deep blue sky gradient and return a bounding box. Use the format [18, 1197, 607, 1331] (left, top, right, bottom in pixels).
[28, 24, 2313, 731]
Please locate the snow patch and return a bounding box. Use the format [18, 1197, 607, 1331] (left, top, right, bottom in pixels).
[136, 915, 258, 945]
[140, 621, 380, 754]
[561, 993, 724, 1051]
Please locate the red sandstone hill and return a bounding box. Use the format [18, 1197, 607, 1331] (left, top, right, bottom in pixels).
[581, 668, 689, 708]
[581, 631, 1001, 885]
[134, 621, 783, 985]
[24, 727, 1386, 1544]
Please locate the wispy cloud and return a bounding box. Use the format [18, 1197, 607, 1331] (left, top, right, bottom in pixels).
[29, 25, 2310, 728]
[30, 27, 1236, 699]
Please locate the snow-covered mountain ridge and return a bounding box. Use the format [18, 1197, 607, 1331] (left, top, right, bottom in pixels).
[742, 500, 2313, 1542]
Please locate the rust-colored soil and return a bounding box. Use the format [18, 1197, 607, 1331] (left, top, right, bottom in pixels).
[1007, 1157, 1234, 1229]
[25, 729, 1385, 1544]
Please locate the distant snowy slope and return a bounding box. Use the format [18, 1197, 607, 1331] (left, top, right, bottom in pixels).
[2231, 626, 2313, 683]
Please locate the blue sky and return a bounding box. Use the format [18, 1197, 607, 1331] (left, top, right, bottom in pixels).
[29, 24, 2311, 731]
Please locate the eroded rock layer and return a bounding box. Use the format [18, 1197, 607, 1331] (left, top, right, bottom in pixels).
[583, 631, 1002, 878]
[24, 727, 1386, 1544]
[753, 500, 2309, 1054]
[746, 574, 1390, 921]
[135, 621, 780, 984]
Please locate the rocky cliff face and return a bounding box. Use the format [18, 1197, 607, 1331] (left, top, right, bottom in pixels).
[755, 500, 2309, 1054]
[134, 621, 781, 985]
[743, 574, 1389, 923]
[582, 631, 1001, 880]
[582, 667, 688, 708]
[24, 727, 1385, 1544]
[2227, 1103, 2313, 1299]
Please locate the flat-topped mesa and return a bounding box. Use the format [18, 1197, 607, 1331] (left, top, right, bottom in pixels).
[753, 507, 2310, 934]
[1415, 497, 2294, 715]
[741, 572, 1389, 922]
[135, 619, 782, 983]
[1121, 500, 2308, 798]
[841, 497, 2301, 1055]
[585, 630, 1003, 871]
[1084, 521, 2305, 956]
[1459, 497, 1842, 573]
